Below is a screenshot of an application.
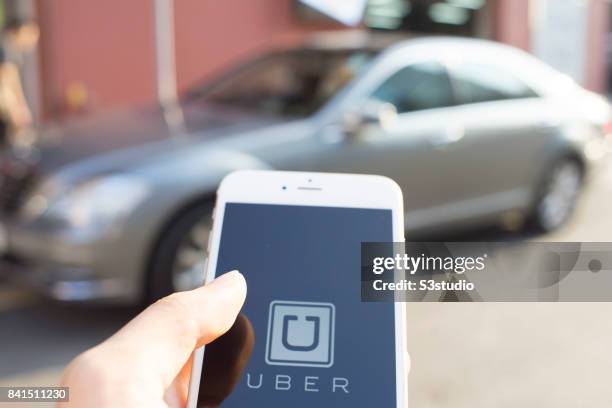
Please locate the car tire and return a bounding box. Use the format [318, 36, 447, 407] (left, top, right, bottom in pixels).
[147, 202, 213, 303]
[529, 157, 583, 232]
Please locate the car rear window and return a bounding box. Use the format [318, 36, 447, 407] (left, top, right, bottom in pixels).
[189, 49, 379, 117]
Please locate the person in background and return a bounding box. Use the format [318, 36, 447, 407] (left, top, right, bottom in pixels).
[0, 17, 39, 147]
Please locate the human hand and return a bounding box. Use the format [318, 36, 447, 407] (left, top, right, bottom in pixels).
[59, 270, 247, 408]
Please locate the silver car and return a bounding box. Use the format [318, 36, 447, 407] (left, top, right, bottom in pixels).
[0, 36, 609, 304]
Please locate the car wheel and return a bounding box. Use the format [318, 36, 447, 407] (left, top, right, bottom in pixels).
[147, 202, 213, 302]
[531, 158, 583, 232]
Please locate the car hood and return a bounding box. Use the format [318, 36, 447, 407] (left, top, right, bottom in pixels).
[32, 101, 284, 175]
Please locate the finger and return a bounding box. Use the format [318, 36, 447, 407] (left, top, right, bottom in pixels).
[164, 352, 194, 407]
[100, 270, 246, 388]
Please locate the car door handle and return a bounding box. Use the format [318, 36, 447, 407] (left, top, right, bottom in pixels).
[535, 119, 559, 134]
[430, 124, 464, 146]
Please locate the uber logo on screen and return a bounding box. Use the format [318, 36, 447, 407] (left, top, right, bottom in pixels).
[265, 300, 335, 367]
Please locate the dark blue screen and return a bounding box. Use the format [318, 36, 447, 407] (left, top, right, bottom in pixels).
[201, 203, 396, 407]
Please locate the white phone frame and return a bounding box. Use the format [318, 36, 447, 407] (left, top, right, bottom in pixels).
[187, 170, 408, 408]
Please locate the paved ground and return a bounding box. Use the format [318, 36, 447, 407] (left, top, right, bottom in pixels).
[408, 155, 612, 408]
[0, 156, 611, 407]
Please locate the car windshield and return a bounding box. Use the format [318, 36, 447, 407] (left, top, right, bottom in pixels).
[187, 49, 378, 117]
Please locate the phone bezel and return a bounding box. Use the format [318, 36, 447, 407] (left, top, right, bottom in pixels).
[187, 170, 408, 408]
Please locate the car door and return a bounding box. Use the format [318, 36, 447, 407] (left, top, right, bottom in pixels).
[442, 60, 553, 216]
[305, 61, 464, 226]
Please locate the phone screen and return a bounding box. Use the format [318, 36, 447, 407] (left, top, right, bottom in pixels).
[197, 202, 397, 407]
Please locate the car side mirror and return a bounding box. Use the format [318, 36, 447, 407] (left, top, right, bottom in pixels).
[341, 101, 398, 140]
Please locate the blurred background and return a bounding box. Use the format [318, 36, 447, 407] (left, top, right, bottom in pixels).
[1, 0, 612, 407]
[2, 0, 610, 123]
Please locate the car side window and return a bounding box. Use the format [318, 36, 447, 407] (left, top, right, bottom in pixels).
[452, 63, 538, 105]
[370, 62, 454, 114]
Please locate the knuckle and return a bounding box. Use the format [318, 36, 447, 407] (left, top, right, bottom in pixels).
[154, 291, 233, 341]
[156, 292, 189, 314]
[155, 292, 199, 338]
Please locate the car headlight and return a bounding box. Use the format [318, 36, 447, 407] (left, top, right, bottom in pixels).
[32, 174, 150, 230]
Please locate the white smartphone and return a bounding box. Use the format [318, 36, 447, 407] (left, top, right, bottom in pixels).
[187, 170, 407, 407]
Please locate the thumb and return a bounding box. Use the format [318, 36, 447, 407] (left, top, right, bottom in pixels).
[99, 270, 247, 388]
